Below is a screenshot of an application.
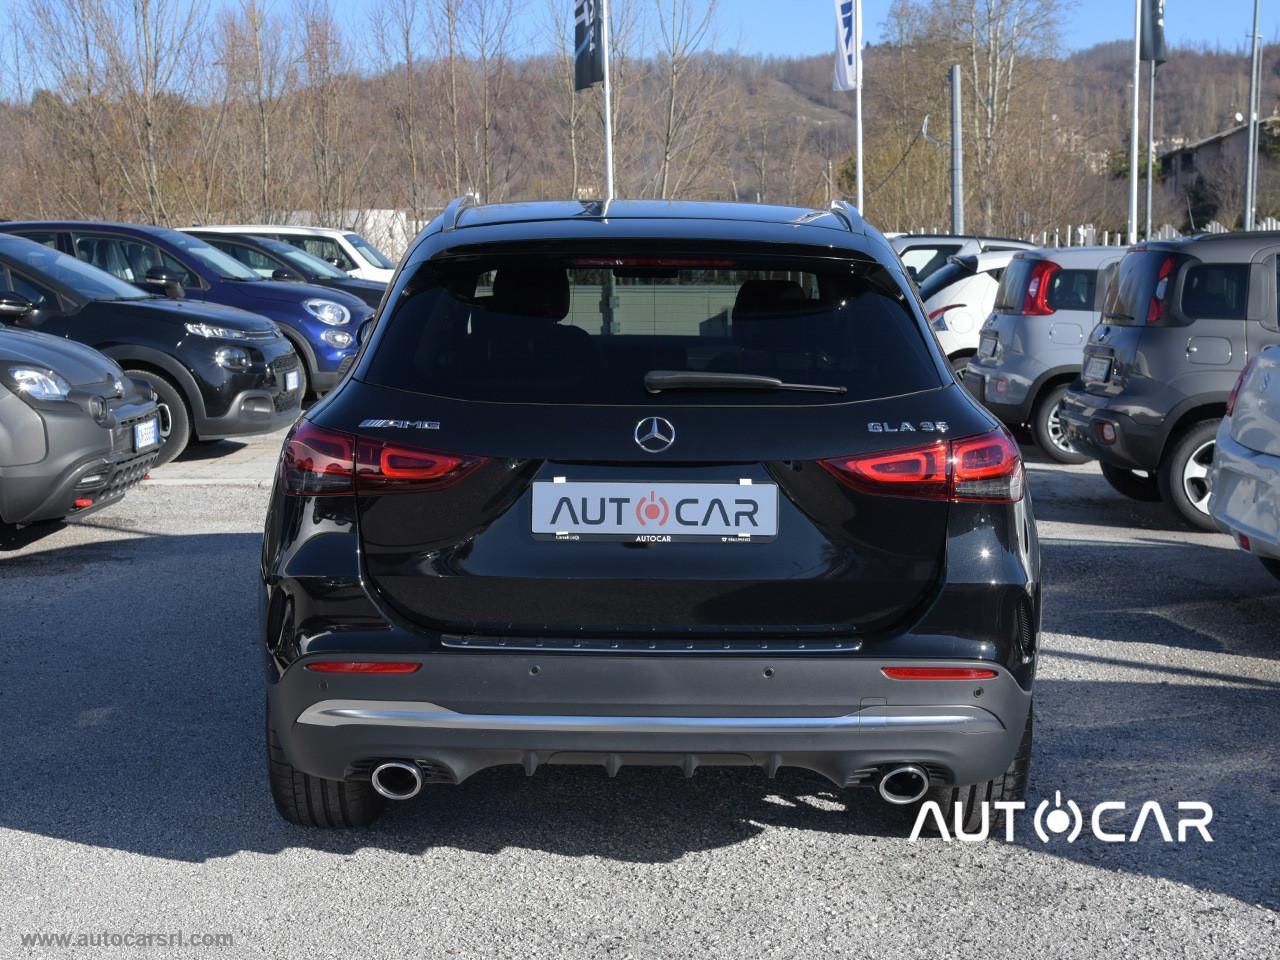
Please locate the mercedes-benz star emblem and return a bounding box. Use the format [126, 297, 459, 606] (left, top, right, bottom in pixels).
[634, 416, 676, 454]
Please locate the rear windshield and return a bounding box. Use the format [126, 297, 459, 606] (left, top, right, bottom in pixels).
[361, 255, 943, 405]
[1104, 251, 1182, 326]
[899, 244, 961, 283]
[994, 259, 1034, 313]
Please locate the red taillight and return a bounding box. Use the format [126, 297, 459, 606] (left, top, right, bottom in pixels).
[304, 661, 421, 673]
[1146, 255, 1176, 325]
[820, 427, 1024, 503]
[928, 304, 965, 321]
[1020, 260, 1060, 316]
[356, 438, 486, 491]
[281, 421, 487, 496]
[882, 666, 998, 680]
[282, 422, 355, 496]
[1227, 358, 1254, 417]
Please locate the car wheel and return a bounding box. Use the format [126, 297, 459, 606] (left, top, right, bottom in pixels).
[918, 706, 1033, 835]
[1259, 557, 1280, 582]
[1032, 384, 1090, 464]
[266, 705, 385, 828]
[1099, 462, 1162, 502]
[1157, 420, 1220, 531]
[124, 370, 190, 467]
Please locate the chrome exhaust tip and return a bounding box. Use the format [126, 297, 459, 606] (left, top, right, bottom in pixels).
[877, 764, 930, 805]
[370, 761, 424, 800]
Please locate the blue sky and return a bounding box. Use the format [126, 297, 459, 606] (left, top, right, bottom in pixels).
[338, 1, 1279, 57]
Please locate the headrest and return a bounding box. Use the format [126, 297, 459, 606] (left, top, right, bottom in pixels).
[732, 279, 805, 321]
[491, 265, 571, 320]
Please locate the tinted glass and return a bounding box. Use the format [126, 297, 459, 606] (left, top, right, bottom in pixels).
[14, 231, 59, 249]
[363, 255, 943, 406]
[257, 238, 348, 278]
[2, 268, 55, 307]
[918, 261, 973, 301]
[4, 239, 150, 300]
[1104, 251, 1185, 326]
[344, 233, 394, 269]
[1181, 263, 1248, 320]
[213, 240, 286, 278]
[162, 231, 259, 281]
[994, 259, 1033, 313]
[899, 244, 962, 282]
[285, 236, 352, 270]
[1045, 269, 1097, 311]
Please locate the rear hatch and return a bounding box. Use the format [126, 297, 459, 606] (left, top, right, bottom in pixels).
[338, 248, 997, 645]
[981, 254, 1102, 361]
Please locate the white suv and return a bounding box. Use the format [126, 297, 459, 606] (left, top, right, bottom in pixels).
[194, 225, 396, 282]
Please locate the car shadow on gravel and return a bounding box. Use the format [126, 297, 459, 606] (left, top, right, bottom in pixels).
[0, 532, 1276, 914]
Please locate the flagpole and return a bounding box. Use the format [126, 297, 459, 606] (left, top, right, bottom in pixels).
[599, 0, 615, 202]
[854, 0, 864, 211]
[1145, 60, 1155, 240]
[1128, 0, 1141, 244]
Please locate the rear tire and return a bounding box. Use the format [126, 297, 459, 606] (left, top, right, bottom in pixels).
[1100, 462, 1161, 502]
[125, 369, 190, 467]
[1032, 384, 1090, 464]
[919, 706, 1033, 835]
[1156, 420, 1219, 531]
[267, 707, 385, 828]
[949, 354, 972, 374]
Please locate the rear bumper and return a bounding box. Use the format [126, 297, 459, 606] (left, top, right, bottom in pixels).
[270, 654, 1032, 788]
[1208, 423, 1280, 559]
[1059, 388, 1165, 470]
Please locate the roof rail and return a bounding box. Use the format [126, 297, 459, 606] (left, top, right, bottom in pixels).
[828, 200, 864, 234]
[441, 193, 479, 232]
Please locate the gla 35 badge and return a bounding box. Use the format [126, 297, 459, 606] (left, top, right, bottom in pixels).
[868, 421, 950, 433]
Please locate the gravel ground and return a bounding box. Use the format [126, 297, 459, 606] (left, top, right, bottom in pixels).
[0, 433, 1276, 959]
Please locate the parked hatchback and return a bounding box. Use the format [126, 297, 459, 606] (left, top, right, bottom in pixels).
[0, 233, 300, 465]
[965, 247, 1123, 463]
[0, 323, 160, 529]
[182, 230, 386, 310]
[919, 250, 1015, 371]
[261, 197, 1039, 829]
[1060, 235, 1280, 528]
[194, 224, 396, 282]
[0, 222, 372, 397]
[891, 234, 1034, 283]
[1209, 343, 1280, 579]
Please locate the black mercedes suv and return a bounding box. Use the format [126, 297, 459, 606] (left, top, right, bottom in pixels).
[261, 198, 1040, 828]
[0, 234, 301, 465]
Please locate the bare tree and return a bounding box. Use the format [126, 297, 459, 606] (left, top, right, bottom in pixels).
[651, 0, 718, 199]
[374, 0, 429, 219]
[463, 0, 514, 202]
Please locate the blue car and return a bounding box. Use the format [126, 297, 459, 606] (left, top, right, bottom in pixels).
[0, 222, 372, 395]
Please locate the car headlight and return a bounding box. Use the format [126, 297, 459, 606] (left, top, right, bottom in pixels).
[8, 366, 71, 402]
[214, 346, 251, 370]
[185, 322, 250, 340]
[304, 299, 351, 326]
[320, 329, 354, 349]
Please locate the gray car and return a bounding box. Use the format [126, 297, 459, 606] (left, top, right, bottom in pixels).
[964, 246, 1123, 463]
[891, 234, 1035, 284]
[1060, 233, 1280, 529]
[0, 317, 160, 529]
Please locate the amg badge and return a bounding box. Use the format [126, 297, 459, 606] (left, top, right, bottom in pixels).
[358, 418, 441, 430]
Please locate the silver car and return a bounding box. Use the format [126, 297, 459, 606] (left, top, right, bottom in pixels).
[963, 246, 1123, 463]
[1209, 343, 1280, 580]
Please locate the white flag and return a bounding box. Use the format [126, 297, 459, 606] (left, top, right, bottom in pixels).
[832, 0, 862, 92]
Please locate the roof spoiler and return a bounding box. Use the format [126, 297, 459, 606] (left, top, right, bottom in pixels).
[441, 193, 480, 232]
[828, 200, 865, 235]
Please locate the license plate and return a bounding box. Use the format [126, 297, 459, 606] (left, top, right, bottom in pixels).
[1085, 356, 1112, 381]
[531, 480, 779, 543]
[285, 370, 300, 392]
[978, 336, 997, 358]
[134, 417, 159, 451]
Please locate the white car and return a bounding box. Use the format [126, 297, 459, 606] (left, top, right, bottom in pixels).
[918, 251, 1015, 371]
[192, 225, 396, 282]
[1209, 343, 1280, 581]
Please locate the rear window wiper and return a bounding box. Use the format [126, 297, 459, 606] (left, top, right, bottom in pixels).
[644, 370, 848, 395]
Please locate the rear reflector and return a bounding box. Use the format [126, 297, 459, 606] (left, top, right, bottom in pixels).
[304, 661, 421, 674]
[882, 667, 998, 680]
[820, 427, 1024, 502]
[281, 421, 487, 496]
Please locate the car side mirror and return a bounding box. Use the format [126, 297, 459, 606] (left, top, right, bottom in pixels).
[356, 318, 373, 346]
[327, 257, 346, 270]
[0, 292, 34, 320]
[142, 266, 186, 299]
[271, 268, 301, 282]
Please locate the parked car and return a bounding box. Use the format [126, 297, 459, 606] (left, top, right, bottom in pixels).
[963, 246, 1123, 464]
[192, 224, 396, 283]
[919, 250, 1015, 371]
[891, 234, 1035, 283]
[0, 233, 301, 465]
[261, 197, 1040, 829]
[1060, 235, 1280, 529]
[1209, 343, 1280, 580]
[182, 229, 386, 310]
[0, 222, 371, 397]
[0, 323, 160, 529]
